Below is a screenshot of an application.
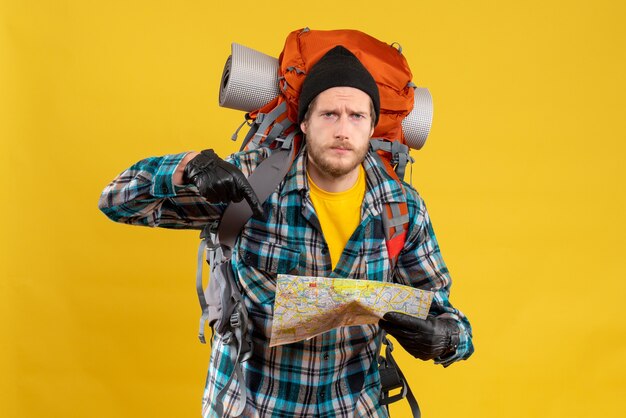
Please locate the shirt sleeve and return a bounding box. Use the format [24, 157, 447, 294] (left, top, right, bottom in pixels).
[98, 152, 224, 229]
[394, 190, 475, 367]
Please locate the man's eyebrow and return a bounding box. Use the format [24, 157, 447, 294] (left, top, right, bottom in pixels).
[314, 105, 337, 112]
[315, 106, 369, 114]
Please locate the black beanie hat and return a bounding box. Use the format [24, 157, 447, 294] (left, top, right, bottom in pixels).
[298, 45, 380, 125]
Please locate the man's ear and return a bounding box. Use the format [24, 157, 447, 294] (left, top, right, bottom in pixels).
[300, 121, 308, 135]
[369, 125, 375, 137]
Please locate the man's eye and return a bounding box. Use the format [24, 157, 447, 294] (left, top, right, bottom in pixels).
[351, 113, 365, 120]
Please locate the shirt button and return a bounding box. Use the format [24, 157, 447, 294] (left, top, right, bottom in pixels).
[323, 353, 329, 360]
[321, 248, 328, 255]
[319, 392, 325, 400]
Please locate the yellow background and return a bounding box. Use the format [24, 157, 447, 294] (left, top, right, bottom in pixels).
[1, 1, 625, 417]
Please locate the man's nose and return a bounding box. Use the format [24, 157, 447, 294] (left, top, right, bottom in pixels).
[334, 115, 350, 139]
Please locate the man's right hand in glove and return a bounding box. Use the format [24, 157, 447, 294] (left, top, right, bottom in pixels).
[175, 149, 264, 218]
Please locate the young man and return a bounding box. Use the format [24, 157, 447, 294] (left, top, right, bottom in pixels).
[99, 46, 474, 417]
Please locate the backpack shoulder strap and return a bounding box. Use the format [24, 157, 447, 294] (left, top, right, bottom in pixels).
[368, 141, 411, 267]
[218, 144, 298, 257]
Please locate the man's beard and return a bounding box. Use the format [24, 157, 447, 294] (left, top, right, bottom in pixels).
[306, 139, 370, 178]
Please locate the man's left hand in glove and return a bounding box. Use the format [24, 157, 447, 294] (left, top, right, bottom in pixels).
[379, 312, 460, 362]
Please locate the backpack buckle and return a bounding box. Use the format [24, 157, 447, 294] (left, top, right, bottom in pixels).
[230, 311, 241, 328]
[200, 221, 219, 247]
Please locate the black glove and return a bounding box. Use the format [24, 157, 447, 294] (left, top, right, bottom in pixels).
[183, 149, 264, 218]
[379, 312, 460, 361]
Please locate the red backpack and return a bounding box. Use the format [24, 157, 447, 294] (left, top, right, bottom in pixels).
[253, 28, 415, 145]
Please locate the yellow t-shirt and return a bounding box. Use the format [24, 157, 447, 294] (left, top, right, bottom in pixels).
[307, 166, 366, 270]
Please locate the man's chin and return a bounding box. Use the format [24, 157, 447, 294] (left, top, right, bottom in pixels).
[320, 160, 360, 178]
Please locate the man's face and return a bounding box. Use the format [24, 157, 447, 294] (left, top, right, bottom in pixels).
[300, 87, 375, 180]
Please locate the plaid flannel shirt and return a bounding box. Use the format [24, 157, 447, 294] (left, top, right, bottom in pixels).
[99, 147, 474, 417]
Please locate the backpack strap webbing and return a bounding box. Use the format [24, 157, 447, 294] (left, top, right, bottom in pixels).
[196, 238, 211, 343]
[383, 201, 409, 266]
[214, 330, 248, 417]
[379, 334, 421, 417]
[248, 102, 289, 149]
[370, 138, 414, 181]
[212, 261, 252, 418]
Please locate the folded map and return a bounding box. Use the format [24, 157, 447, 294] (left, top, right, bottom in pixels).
[270, 274, 434, 347]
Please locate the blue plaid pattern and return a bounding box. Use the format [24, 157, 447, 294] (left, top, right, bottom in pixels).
[99, 147, 474, 417]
